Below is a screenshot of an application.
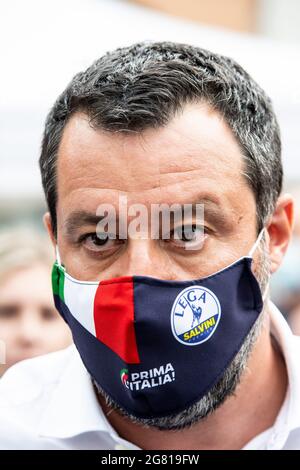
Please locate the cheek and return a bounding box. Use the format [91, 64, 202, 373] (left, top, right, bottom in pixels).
[40, 319, 72, 347]
[0, 321, 19, 344]
[0, 323, 21, 368]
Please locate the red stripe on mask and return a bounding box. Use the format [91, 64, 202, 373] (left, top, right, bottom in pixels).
[93, 276, 140, 364]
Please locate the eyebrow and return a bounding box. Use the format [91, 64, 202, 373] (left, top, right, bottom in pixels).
[63, 198, 230, 238]
[63, 211, 108, 238]
[192, 197, 232, 230]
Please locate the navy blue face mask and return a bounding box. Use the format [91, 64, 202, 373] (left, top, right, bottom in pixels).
[52, 230, 266, 419]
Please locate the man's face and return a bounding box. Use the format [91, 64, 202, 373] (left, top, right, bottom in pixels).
[48, 101, 269, 429]
[54, 101, 258, 282]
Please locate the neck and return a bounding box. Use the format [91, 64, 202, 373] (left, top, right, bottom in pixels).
[96, 307, 288, 450]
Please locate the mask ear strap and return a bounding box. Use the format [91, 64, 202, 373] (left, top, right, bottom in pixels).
[55, 244, 62, 267]
[248, 228, 265, 258]
[248, 228, 270, 303]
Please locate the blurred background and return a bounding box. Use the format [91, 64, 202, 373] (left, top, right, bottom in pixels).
[0, 0, 299, 371]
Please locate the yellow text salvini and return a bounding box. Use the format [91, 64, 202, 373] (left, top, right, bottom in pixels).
[183, 316, 216, 341]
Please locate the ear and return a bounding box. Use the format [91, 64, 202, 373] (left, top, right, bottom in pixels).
[43, 212, 56, 247]
[266, 194, 294, 274]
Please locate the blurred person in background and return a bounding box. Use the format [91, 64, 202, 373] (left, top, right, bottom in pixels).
[0, 228, 72, 377]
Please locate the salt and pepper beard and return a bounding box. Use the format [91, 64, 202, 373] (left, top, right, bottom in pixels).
[93, 234, 271, 431]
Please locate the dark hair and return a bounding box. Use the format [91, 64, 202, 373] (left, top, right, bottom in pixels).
[39, 40, 282, 236]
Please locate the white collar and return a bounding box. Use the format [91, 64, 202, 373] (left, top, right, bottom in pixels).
[243, 300, 300, 449]
[268, 301, 300, 432]
[38, 347, 121, 441]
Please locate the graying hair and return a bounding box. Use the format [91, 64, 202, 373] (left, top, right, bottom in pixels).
[93, 233, 271, 430]
[39, 40, 282, 236]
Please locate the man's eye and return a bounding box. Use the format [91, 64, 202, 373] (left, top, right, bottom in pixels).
[80, 232, 119, 252]
[174, 225, 200, 241]
[171, 225, 205, 249]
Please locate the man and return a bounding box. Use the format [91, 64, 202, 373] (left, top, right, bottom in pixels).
[0, 40, 299, 450]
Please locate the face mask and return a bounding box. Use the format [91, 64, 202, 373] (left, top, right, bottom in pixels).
[52, 230, 266, 419]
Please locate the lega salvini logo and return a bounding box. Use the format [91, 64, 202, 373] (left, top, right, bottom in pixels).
[171, 286, 221, 346]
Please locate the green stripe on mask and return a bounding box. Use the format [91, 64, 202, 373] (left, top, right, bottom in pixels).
[51, 263, 65, 303]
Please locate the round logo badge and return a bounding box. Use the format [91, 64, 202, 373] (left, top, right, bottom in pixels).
[171, 286, 221, 346]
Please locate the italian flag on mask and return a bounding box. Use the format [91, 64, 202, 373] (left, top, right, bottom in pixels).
[51, 262, 141, 364]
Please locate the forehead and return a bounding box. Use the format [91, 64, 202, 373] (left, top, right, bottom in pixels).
[0, 265, 52, 301]
[56, 102, 252, 211]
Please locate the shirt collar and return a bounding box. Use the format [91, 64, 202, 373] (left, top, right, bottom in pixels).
[242, 300, 300, 450]
[38, 346, 120, 440]
[268, 300, 300, 433]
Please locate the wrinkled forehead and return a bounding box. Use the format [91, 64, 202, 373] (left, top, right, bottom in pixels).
[56, 102, 254, 215]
